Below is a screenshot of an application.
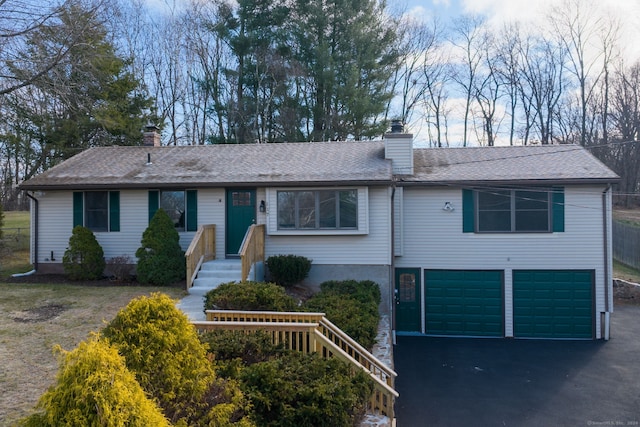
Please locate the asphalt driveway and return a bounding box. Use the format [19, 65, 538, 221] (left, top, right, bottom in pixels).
[394, 305, 640, 426]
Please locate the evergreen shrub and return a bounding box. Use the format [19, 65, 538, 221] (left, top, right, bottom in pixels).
[265, 254, 311, 287]
[62, 225, 105, 280]
[135, 208, 185, 285]
[240, 353, 373, 427]
[204, 281, 296, 312]
[20, 335, 169, 427]
[304, 280, 381, 349]
[102, 293, 252, 426]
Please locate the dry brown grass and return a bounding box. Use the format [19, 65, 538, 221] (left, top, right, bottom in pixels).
[0, 283, 185, 426]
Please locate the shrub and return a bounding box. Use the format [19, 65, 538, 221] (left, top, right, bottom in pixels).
[135, 208, 185, 285]
[20, 335, 169, 427]
[107, 255, 134, 282]
[204, 281, 296, 312]
[304, 280, 381, 349]
[320, 279, 381, 306]
[102, 293, 253, 426]
[240, 353, 373, 427]
[265, 254, 311, 287]
[62, 225, 105, 280]
[202, 330, 284, 366]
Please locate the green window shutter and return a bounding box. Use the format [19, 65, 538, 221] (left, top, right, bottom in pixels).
[552, 187, 565, 232]
[462, 189, 475, 233]
[73, 192, 84, 228]
[148, 190, 159, 223]
[186, 190, 198, 232]
[109, 191, 120, 232]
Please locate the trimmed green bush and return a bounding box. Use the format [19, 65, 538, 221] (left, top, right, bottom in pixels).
[135, 208, 185, 285]
[202, 331, 284, 364]
[20, 335, 170, 427]
[319, 279, 381, 306]
[304, 280, 381, 349]
[201, 330, 286, 379]
[62, 225, 105, 280]
[265, 254, 311, 287]
[102, 293, 252, 426]
[240, 353, 373, 427]
[204, 281, 297, 311]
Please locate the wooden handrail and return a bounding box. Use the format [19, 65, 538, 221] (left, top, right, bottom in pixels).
[185, 224, 216, 288]
[319, 317, 397, 387]
[193, 309, 397, 419]
[206, 310, 325, 323]
[239, 224, 265, 281]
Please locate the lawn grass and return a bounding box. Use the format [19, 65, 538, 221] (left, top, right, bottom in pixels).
[2, 210, 29, 229]
[1, 211, 32, 277]
[613, 260, 640, 283]
[0, 283, 185, 426]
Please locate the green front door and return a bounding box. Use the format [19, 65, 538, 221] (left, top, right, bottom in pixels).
[425, 270, 503, 337]
[513, 270, 594, 339]
[226, 189, 256, 256]
[395, 268, 421, 333]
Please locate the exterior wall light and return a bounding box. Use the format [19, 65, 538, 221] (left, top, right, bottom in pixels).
[259, 200, 266, 213]
[443, 202, 454, 212]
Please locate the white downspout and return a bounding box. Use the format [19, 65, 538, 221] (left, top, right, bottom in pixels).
[602, 185, 611, 340]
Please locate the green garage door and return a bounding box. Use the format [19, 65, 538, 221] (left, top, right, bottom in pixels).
[425, 270, 503, 337]
[513, 270, 593, 339]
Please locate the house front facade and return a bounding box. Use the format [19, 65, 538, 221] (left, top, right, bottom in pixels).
[19, 131, 619, 340]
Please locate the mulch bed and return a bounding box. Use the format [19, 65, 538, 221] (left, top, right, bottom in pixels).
[613, 279, 640, 306]
[5, 273, 185, 289]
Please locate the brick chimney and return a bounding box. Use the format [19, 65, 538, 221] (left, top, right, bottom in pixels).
[143, 124, 161, 147]
[384, 120, 413, 175]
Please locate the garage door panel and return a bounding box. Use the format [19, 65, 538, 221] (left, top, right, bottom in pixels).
[513, 270, 593, 339]
[425, 270, 503, 337]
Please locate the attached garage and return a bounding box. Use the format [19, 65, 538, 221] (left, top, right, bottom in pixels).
[513, 270, 594, 339]
[424, 270, 503, 337]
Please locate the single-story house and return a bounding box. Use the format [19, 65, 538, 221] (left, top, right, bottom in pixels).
[19, 128, 619, 340]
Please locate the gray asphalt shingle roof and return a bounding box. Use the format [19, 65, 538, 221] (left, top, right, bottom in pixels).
[20, 142, 391, 190]
[19, 141, 618, 190]
[407, 145, 619, 185]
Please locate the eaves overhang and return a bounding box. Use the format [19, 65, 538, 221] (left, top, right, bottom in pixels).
[395, 176, 621, 187]
[19, 179, 394, 192]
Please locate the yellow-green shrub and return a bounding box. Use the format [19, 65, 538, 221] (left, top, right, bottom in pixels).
[102, 293, 253, 426]
[20, 335, 169, 427]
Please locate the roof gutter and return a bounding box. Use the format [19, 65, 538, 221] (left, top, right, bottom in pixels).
[25, 192, 38, 272]
[396, 178, 621, 187]
[19, 179, 395, 192]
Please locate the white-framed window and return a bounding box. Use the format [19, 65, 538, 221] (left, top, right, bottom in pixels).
[277, 189, 358, 230]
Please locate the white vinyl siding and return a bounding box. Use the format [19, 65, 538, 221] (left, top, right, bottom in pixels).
[265, 186, 391, 265]
[393, 187, 403, 256]
[396, 185, 609, 338]
[384, 134, 413, 175]
[33, 189, 228, 264]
